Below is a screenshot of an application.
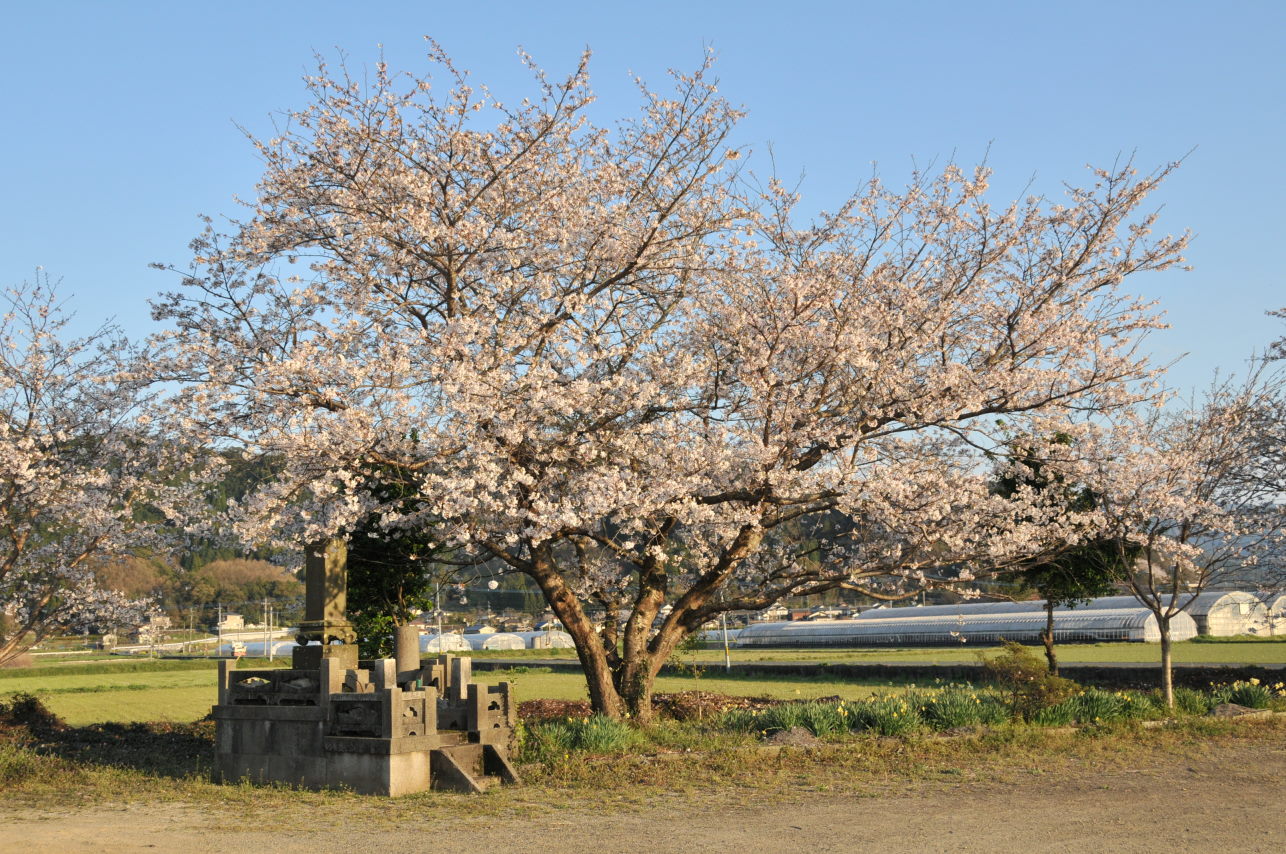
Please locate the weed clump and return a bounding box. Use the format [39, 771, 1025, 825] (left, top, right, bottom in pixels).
[0, 693, 64, 738]
[918, 687, 1009, 729]
[522, 714, 645, 762]
[1210, 679, 1277, 709]
[0, 742, 46, 786]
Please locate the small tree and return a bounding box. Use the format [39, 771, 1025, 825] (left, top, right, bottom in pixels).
[346, 468, 460, 657]
[1020, 546, 1126, 676]
[0, 278, 197, 664]
[982, 640, 1078, 721]
[994, 438, 1130, 674]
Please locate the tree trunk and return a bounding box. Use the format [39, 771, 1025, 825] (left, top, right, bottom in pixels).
[615, 656, 660, 724]
[579, 643, 625, 719]
[527, 552, 625, 719]
[1159, 618, 1174, 708]
[614, 610, 705, 724]
[1041, 602, 1058, 676]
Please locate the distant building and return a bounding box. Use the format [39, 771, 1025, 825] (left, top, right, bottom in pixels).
[752, 603, 789, 622]
[130, 615, 173, 643]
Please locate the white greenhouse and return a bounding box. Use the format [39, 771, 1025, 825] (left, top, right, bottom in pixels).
[464, 632, 528, 651]
[231, 640, 300, 657]
[734, 608, 1197, 648]
[855, 591, 1270, 636]
[1259, 593, 1286, 636]
[691, 628, 742, 648]
[508, 630, 575, 649]
[855, 602, 1049, 620]
[419, 632, 472, 653]
[1075, 593, 1269, 636]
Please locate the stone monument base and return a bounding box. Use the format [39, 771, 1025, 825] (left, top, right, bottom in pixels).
[212, 653, 519, 796]
[291, 643, 358, 671]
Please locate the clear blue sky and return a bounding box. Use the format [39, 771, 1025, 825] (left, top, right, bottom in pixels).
[1, 0, 1281, 391]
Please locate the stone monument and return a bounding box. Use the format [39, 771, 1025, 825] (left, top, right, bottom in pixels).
[211, 538, 519, 795]
[293, 539, 358, 670]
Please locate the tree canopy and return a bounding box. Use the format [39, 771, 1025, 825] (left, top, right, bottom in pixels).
[153, 46, 1193, 718]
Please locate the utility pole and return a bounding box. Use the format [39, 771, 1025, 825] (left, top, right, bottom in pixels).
[721, 610, 731, 671]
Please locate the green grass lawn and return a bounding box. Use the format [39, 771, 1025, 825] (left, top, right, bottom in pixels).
[1, 661, 887, 724]
[606, 640, 1286, 666]
[30, 686, 219, 725]
[0, 660, 225, 725]
[476, 668, 891, 705]
[4, 640, 1282, 725]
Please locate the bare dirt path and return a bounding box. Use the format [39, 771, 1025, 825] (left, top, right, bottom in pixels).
[3, 734, 1283, 853]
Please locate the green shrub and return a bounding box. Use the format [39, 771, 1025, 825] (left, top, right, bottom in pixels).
[722, 697, 925, 739]
[797, 702, 848, 737]
[755, 703, 807, 733]
[717, 708, 763, 733]
[1169, 686, 1213, 715]
[0, 692, 63, 735]
[718, 701, 847, 738]
[1065, 688, 1140, 723]
[575, 714, 645, 753]
[521, 720, 577, 763]
[981, 641, 1080, 721]
[0, 742, 46, 786]
[1033, 688, 1149, 726]
[1030, 702, 1076, 727]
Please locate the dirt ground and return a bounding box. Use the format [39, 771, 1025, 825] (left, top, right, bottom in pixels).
[3, 731, 1283, 854]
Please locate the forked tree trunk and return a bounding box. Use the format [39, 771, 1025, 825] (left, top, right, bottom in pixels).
[528, 569, 668, 722]
[543, 626, 672, 724]
[614, 619, 692, 724]
[526, 526, 762, 724]
[1041, 601, 1058, 676]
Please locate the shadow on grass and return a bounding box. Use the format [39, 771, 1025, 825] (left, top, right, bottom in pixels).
[1, 693, 214, 781]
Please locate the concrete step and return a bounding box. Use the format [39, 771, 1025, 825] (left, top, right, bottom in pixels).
[430, 743, 520, 793]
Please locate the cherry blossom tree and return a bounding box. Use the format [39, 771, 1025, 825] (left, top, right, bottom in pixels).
[0, 277, 199, 665]
[1079, 367, 1286, 706]
[153, 45, 1191, 719]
